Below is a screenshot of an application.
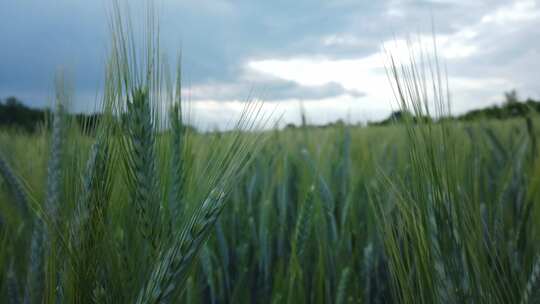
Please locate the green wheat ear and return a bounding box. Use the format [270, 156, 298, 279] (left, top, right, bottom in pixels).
[335, 267, 351, 304]
[45, 105, 65, 220]
[168, 102, 186, 222]
[0, 152, 30, 218]
[292, 185, 314, 260]
[521, 254, 540, 304]
[6, 261, 21, 304]
[124, 87, 162, 248]
[22, 98, 66, 303]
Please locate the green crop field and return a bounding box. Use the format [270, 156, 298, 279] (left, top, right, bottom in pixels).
[1, 6, 539, 304]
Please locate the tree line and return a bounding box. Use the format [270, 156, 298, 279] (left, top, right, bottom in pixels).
[1, 90, 540, 132]
[0, 96, 102, 133]
[370, 90, 540, 126]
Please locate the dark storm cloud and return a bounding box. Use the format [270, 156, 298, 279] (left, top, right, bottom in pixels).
[0, 1, 108, 107]
[1, 0, 382, 107]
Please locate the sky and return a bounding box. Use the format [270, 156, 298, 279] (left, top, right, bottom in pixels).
[0, 0, 539, 129]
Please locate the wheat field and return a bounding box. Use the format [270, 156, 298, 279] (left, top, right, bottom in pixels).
[1, 5, 540, 304]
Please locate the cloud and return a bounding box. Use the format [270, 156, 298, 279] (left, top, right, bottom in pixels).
[187, 79, 364, 102]
[481, 0, 540, 24]
[0, 0, 538, 127]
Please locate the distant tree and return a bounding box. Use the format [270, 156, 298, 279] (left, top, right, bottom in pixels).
[370, 110, 431, 126]
[457, 90, 540, 121]
[504, 89, 519, 105]
[284, 123, 297, 129]
[0, 96, 46, 132]
[0, 96, 203, 135]
[370, 90, 540, 125]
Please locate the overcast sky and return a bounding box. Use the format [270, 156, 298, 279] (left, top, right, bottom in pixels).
[0, 0, 539, 129]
